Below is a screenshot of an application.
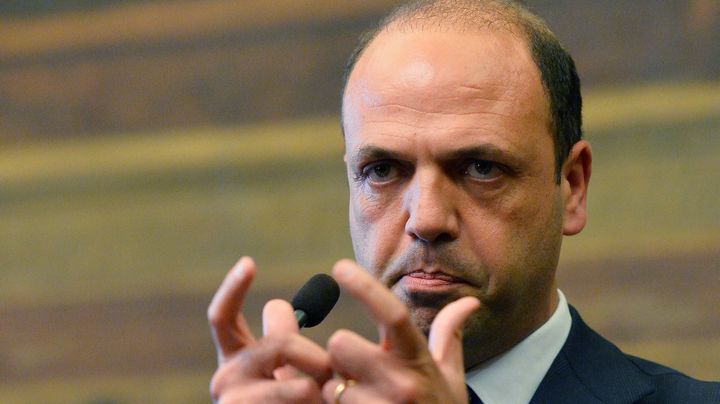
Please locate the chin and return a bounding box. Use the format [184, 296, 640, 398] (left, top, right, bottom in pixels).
[396, 289, 457, 336]
[408, 306, 439, 336]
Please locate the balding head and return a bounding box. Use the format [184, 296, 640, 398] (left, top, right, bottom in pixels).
[342, 0, 582, 182]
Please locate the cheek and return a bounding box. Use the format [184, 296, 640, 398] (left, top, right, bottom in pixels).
[348, 188, 406, 271]
[466, 183, 562, 295]
[348, 190, 371, 265]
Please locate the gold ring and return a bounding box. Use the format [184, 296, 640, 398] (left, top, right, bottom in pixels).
[333, 379, 356, 404]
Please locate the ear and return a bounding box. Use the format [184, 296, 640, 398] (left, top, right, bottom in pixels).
[561, 140, 592, 235]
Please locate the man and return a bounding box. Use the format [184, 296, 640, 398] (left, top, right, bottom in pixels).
[207, 1, 719, 403]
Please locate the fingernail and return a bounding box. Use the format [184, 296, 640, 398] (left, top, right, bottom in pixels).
[233, 259, 245, 278]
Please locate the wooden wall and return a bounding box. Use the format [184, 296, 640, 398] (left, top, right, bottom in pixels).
[2, 84, 719, 402]
[1, 0, 718, 141]
[1, 1, 718, 402]
[1, 0, 401, 141]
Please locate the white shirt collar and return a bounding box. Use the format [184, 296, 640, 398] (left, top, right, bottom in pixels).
[465, 289, 571, 404]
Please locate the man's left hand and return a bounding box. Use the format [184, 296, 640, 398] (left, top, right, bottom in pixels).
[321, 259, 480, 403]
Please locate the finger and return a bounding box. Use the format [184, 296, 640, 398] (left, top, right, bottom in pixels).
[263, 299, 299, 336]
[262, 299, 301, 380]
[326, 329, 386, 382]
[217, 378, 322, 404]
[322, 379, 390, 404]
[428, 296, 480, 367]
[207, 257, 258, 363]
[428, 296, 479, 397]
[233, 334, 332, 383]
[210, 333, 331, 399]
[332, 259, 427, 358]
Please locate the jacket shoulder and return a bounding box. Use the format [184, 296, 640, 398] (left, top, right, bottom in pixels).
[628, 356, 720, 403]
[555, 306, 720, 404]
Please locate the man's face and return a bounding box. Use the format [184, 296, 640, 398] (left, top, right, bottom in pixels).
[343, 28, 567, 365]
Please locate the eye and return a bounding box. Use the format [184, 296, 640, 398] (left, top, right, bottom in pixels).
[362, 161, 400, 183]
[465, 159, 503, 180]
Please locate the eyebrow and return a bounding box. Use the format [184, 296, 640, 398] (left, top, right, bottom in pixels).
[349, 143, 522, 167]
[348, 145, 405, 168]
[440, 144, 520, 165]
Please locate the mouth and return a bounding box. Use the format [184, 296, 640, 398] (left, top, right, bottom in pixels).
[397, 270, 469, 291]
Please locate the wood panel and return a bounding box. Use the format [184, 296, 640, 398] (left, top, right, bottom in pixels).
[1, 83, 718, 401]
[1, 0, 718, 141]
[1, 0, 398, 58]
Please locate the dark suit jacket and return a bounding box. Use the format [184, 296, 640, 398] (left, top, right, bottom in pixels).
[528, 306, 720, 403]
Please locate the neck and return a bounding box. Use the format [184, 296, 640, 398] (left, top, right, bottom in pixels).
[463, 288, 559, 370]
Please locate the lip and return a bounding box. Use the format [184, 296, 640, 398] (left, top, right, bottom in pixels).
[397, 270, 467, 291]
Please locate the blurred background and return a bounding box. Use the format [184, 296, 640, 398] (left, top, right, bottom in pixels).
[1, 0, 718, 402]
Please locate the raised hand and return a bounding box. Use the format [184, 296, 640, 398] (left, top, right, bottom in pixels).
[207, 257, 332, 403]
[321, 259, 479, 403]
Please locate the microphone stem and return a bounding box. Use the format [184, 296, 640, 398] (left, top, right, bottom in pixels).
[294, 310, 308, 328]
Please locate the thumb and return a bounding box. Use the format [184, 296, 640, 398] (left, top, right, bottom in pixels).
[428, 297, 480, 387]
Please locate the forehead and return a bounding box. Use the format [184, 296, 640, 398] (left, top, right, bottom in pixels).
[342, 28, 551, 152]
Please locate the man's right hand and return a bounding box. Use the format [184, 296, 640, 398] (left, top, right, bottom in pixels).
[207, 257, 332, 403]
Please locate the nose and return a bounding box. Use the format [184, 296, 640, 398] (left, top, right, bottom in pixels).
[403, 169, 459, 243]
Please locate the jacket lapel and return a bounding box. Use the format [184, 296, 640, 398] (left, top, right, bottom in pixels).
[531, 306, 655, 404]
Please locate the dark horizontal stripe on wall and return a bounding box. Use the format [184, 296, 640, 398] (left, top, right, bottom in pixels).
[0, 14, 378, 69]
[0, 0, 140, 18]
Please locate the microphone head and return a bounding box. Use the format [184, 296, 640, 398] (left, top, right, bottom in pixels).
[291, 273, 340, 328]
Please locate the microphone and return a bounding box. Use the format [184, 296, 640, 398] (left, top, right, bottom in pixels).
[291, 273, 340, 328]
